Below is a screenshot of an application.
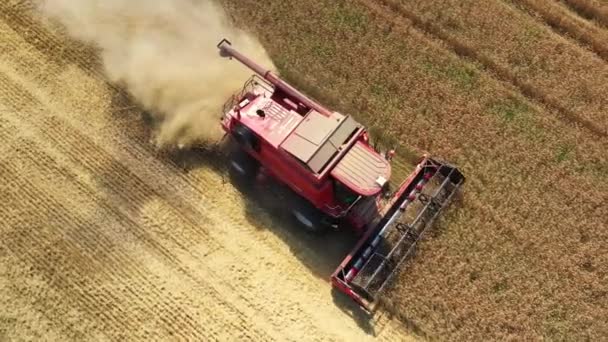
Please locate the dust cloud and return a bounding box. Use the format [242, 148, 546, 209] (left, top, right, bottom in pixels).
[37, 0, 275, 148]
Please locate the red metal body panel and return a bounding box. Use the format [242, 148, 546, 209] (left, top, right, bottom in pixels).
[220, 76, 387, 220]
[221, 91, 346, 217]
[330, 141, 391, 196]
[238, 96, 304, 148]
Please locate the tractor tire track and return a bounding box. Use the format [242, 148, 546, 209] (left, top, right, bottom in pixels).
[359, 0, 607, 138]
[0, 169, 216, 341]
[0, 128, 222, 339]
[562, 0, 608, 28]
[510, 0, 608, 61]
[1, 62, 293, 313]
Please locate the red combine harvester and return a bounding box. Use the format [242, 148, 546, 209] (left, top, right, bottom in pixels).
[217, 39, 465, 312]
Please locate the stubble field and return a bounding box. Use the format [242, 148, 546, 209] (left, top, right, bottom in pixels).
[1, 0, 607, 341]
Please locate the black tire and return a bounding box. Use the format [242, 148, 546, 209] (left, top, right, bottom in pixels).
[232, 124, 259, 152]
[226, 139, 259, 187]
[289, 195, 337, 235]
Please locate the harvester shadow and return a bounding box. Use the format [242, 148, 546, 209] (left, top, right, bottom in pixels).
[169, 145, 380, 335]
[330, 288, 376, 335]
[170, 144, 465, 338]
[170, 144, 360, 280]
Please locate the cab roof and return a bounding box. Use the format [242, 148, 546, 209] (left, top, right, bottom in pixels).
[330, 141, 391, 196]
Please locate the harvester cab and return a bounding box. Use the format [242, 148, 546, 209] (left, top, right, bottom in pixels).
[216, 39, 465, 312]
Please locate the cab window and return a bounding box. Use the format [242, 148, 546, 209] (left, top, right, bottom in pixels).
[333, 179, 359, 205]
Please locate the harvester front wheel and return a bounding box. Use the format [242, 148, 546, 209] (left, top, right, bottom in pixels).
[289, 197, 336, 235]
[226, 140, 259, 188]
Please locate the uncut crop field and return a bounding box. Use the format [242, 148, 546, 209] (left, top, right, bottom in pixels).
[223, 0, 607, 340]
[1, 0, 607, 341]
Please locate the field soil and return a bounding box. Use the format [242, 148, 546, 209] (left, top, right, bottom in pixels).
[0, 2, 414, 341]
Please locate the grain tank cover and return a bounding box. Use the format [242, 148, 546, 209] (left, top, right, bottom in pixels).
[281, 110, 361, 173]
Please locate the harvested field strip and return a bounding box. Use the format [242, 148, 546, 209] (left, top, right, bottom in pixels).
[0, 73, 305, 341]
[1, 57, 291, 286]
[0, 77, 288, 341]
[0, 160, 260, 341]
[366, 0, 607, 138]
[513, 0, 608, 60]
[0, 158, 195, 339]
[562, 0, 608, 27]
[0, 269, 69, 341]
[0, 73, 210, 240]
[0, 20, 231, 233]
[0, 101, 273, 340]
